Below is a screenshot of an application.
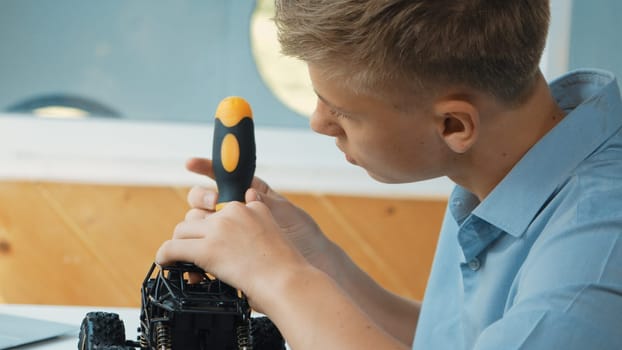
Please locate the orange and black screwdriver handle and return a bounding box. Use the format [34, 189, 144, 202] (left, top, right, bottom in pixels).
[212, 96, 256, 211]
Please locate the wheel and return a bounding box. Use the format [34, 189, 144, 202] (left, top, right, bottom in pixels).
[251, 316, 286, 350]
[78, 312, 134, 350]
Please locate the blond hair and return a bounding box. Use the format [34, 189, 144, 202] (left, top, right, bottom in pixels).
[275, 0, 550, 105]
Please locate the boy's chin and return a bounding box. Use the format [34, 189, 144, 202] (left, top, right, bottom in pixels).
[366, 168, 433, 184]
[365, 169, 404, 184]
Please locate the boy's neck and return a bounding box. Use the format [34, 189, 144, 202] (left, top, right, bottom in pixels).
[450, 72, 566, 201]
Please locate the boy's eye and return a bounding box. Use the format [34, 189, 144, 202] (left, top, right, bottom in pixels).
[329, 109, 350, 120]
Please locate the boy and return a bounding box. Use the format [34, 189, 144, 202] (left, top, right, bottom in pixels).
[157, 1, 622, 348]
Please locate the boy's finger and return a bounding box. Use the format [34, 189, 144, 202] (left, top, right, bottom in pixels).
[187, 186, 218, 210]
[186, 157, 216, 178]
[173, 220, 212, 239]
[184, 208, 211, 221]
[156, 238, 206, 268]
[245, 188, 262, 203]
[187, 157, 276, 199]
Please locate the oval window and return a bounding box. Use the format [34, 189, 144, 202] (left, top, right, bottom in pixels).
[251, 0, 315, 118]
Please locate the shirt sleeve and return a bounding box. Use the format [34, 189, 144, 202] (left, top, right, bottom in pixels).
[473, 204, 622, 350]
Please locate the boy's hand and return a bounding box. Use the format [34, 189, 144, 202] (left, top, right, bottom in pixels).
[156, 194, 309, 312]
[156, 156, 343, 310]
[180, 157, 340, 278]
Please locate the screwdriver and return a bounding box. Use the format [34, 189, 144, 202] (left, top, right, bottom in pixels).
[212, 96, 256, 211]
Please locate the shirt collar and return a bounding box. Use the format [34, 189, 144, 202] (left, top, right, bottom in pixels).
[452, 69, 622, 240]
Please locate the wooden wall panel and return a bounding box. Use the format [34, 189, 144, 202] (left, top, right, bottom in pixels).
[36, 183, 190, 303]
[0, 182, 135, 305]
[0, 181, 446, 306]
[0, 182, 189, 306]
[284, 194, 445, 300]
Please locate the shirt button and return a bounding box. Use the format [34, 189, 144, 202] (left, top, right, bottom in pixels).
[468, 258, 481, 271]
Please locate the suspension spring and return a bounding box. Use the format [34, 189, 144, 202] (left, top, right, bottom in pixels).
[236, 320, 252, 350]
[155, 322, 172, 350]
[138, 332, 148, 349]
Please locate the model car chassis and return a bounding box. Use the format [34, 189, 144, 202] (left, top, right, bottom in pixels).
[78, 262, 285, 350]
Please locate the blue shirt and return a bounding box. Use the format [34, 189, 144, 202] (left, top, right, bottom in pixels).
[413, 69, 622, 350]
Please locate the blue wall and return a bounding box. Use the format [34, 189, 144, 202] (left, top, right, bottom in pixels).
[0, 1, 308, 128]
[569, 0, 622, 79]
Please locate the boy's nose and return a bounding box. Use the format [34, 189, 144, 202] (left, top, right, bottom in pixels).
[310, 110, 344, 137]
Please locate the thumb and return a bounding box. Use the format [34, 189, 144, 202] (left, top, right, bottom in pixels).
[245, 188, 283, 214]
[245, 188, 262, 203]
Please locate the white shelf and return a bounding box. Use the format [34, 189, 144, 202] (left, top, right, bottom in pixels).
[0, 114, 454, 198]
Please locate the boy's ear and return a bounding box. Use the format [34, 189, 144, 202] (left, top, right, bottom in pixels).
[433, 99, 479, 154]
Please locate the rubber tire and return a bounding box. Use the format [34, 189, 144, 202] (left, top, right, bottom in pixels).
[252, 316, 286, 350]
[78, 312, 133, 350]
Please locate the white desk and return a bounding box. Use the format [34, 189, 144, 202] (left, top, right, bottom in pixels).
[0, 304, 139, 349]
[0, 304, 289, 349]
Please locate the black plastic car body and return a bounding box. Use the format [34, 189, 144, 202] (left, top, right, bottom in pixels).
[140, 262, 254, 349]
[79, 262, 285, 350]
